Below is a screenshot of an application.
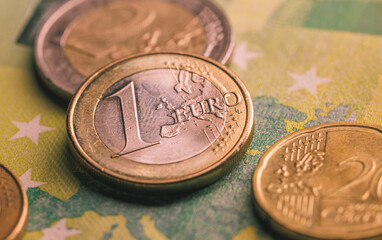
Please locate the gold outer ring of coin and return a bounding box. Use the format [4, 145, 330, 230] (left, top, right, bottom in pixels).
[67, 52, 254, 193]
[0, 164, 28, 240]
[252, 122, 382, 240]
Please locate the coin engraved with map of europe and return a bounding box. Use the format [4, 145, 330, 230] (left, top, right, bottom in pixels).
[67, 52, 253, 193]
[0, 164, 28, 240]
[252, 123, 382, 240]
[34, 0, 234, 100]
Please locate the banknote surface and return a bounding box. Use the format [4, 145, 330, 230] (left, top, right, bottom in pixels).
[1, 0, 382, 239]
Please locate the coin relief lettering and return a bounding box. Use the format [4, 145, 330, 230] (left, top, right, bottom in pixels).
[223, 92, 241, 107]
[94, 68, 227, 164]
[321, 203, 382, 225]
[267, 133, 327, 227]
[257, 126, 382, 238]
[334, 157, 375, 197]
[320, 163, 382, 226]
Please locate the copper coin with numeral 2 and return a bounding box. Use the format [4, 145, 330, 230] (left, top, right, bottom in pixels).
[0, 164, 28, 240]
[252, 123, 382, 239]
[67, 52, 254, 193]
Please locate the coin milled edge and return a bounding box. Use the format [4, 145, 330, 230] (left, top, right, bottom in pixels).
[0, 164, 28, 240]
[252, 122, 382, 240]
[67, 52, 254, 193]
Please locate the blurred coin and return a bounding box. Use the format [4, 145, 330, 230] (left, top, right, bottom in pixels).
[252, 122, 382, 239]
[0, 164, 28, 240]
[35, 0, 234, 100]
[67, 52, 253, 193]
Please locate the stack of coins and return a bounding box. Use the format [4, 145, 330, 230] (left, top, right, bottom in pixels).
[5, 0, 381, 239]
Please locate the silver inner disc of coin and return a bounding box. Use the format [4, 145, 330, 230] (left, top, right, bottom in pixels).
[94, 69, 226, 164]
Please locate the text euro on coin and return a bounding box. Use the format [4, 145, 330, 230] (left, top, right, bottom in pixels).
[67, 52, 253, 193]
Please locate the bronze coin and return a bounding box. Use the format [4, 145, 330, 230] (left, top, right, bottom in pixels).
[253, 123, 382, 239]
[0, 164, 28, 240]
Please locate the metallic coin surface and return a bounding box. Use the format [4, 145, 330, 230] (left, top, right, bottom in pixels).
[35, 0, 234, 100]
[67, 52, 253, 192]
[0, 164, 28, 240]
[252, 123, 382, 240]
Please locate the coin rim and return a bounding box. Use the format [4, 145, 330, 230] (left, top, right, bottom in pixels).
[252, 122, 382, 240]
[0, 164, 28, 240]
[67, 51, 253, 192]
[34, 0, 235, 100]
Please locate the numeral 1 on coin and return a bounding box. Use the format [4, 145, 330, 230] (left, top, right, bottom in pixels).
[107, 81, 159, 156]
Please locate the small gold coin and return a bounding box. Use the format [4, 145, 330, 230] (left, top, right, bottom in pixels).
[252, 122, 382, 239]
[67, 52, 254, 193]
[0, 164, 28, 240]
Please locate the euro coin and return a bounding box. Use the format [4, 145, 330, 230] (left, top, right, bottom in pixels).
[35, 0, 234, 100]
[0, 164, 28, 240]
[67, 52, 253, 193]
[252, 122, 382, 239]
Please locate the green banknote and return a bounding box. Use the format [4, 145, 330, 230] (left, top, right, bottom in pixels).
[1, 0, 382, 239]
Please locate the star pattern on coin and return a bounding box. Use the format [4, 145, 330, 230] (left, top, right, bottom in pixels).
[41, 219, 81, 240]
[9, 114, 55, 145]
[288, 66, 331, 95]
[232, 41, 261, 70]
[19, 169, 46, 190]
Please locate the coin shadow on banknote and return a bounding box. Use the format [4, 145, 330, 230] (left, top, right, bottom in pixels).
[31, 59, 70, 109]
[73, 173, 193, 206]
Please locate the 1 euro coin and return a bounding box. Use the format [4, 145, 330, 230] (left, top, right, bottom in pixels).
[67, 52, 254, 193]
